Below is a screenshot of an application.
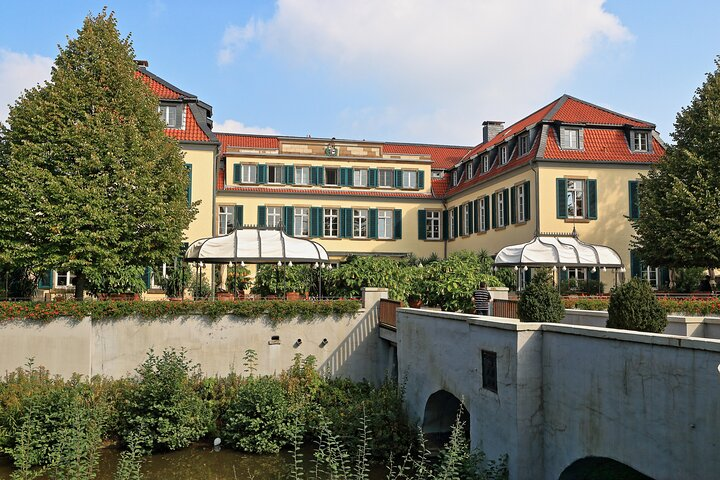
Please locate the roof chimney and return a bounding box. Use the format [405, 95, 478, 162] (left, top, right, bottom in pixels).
[482, 121, 504, 143]
[135, 59, 149, 68]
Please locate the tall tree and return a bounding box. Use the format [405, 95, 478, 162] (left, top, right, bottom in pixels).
[631, 57, 720, 271]
[0, 9, 197, 298]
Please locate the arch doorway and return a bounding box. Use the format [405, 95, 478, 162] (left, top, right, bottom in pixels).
[559, 457, 653, 480]
[422, 390, 470, 448]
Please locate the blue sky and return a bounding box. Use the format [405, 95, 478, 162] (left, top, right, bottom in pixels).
[0, 1, 718, 146]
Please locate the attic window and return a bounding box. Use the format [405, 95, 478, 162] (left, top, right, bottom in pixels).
[499, 146, 508, 165]
[466, 162, 473, 180]
[452, 169, 459, 186]
[158, 105, 178, 128]
[633, 132, 649, 152]
[518, 133, 529, 156]
[483, 155, 489, 172]
[561, 128, 580, 150]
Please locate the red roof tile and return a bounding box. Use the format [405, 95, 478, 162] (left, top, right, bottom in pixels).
[550, 97, 652, 127]
[383, 144, 471, 169]
[431, 175, 450, 198]
[164, 105, 209, 142]
[216, 133, 280, 155]
[543, 128, 664, 162]
[135, 70, 182, 99]
[220, 185, 434, 199]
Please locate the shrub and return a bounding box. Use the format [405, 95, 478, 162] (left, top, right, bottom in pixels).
[223, 375, 300, 454]
[252, 264, 313, 297]
[159, 264, 191, 299]
[518, 270, 565, 323]
[118, 349, 211, 453]
[322, 255, 413, 301]
[672, 267, 705, 293]
[559, 279, 604, 295]
[607, 278, 667, 333]
[86, 265, 148, 296]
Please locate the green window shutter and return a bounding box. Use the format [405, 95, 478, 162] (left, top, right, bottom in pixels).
[368, 209, 378, 239]
[587, 179, 597, 220]
[503, 189, 510, 226]
[38, 270, 52, 289]
[629, 180, 640, 220]
[310, 207, 323, 237]
[630, 251, 642, 278]
[556, 178, 567, 219]
[418, 170, 425, 190]
[233, 205, 244, 230]
[394, 209, 402, 239]
[442, 210, 448, 240]
[233, 163, 241, 183]
[257, 206, 267, 228]
[317, 166, 325, 186]
[484, 195, 491, 231]
[473, 200, 480, 233]
[368, 168, 378, 187]
[285, 165, 295, 185]
[310, 167, 318, 185]
[491, 193, 497, 229]
[418, 209, 427, 240]
[510, 186, 517, 225]
[659, 267, 670, 289]
[589, 268, 600, 281]
[524, 268, 532, 287]
[144, 267, 152, 290]
[283, 206, 294, 235]
[340, 168, 352, 186]
[394, 169, 403, 188]
[560, 268, 569, 282]
[257, 164, 267, 184]
[524, 181, 531, 221]
[453, 206, 459, 238]
[185, 164, 192, 206]
[469, 201, 475, 233]
[340, 208, 352, 238]
[458, 204, 464, 235]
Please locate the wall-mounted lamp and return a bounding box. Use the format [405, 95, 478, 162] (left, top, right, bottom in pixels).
[514, 266, 519, 271]
[602, 267, 607, 272]
[523, 266, 529, 272]
[295, 338, 302, 347]
[591, 267, 597, 273]
[241, 261, 246, 267]
[320, 338, 328, 347]
[277, 261, 282, 267]
[288, 261, 293, 267]
[562, 266, 567, 271]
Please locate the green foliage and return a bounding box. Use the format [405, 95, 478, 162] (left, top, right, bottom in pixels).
[117, 349, 211, 453]
[632, 56, 720, 270]
[607, 278, 667, 333]
[0, 10, 197, 297]
[518, 270, 565, 323]
[672, 267, 705, 293]
[559, 279, 604, 295]
[158, 264, 191, 298]
[252, 264, 313, 297]
[323, 256, 413, 301]
[493, 268, 517, 291]
[225, 267, 252, 293]
[190, 272, 212, 300]
[223, 375, 300, 454]
[0, 267, 35, 299]
[86, 265, 148, 296]
[564, 297, 609, 311]
[419, 251, 503, 313]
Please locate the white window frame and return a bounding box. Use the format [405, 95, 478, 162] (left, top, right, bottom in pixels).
[295, 166, 310, 185]
[449, 209, 456, 239]
[642, 266, 660, 289]
[218, 205, 234, 235]
[479, 197, 486, 232]
[499, 147, 507, 165]
[562, 128, 580, 149]
[158, 105, 178, 128]
[517, 184, 526, 223]
[353, 169, 368, 187]
[426, 210, 441, 240]
[324, 208, 339, 237]
[463, 203, 471, 236]
[267, 206, 282, 228]
[452, 170, 459, 186]
[566, 179, 585, 219]
[518, 134, 529, 156]
[353, 209, 368, 238]
[633, 132, 648, 152]
[267, 164, 284, 184]
[241, 164, 257, 184]
[294, 207, 309, 237]
[402, 170, 418, 189]
[378, 209, 393, 239]
[466, 163, 473, 180]
[567, 268, 587, 281]
[325, 167, 339, 186]
[497, 193, 505, 228]
[378, 169, 393, 188]
[56, 271, 76, 288]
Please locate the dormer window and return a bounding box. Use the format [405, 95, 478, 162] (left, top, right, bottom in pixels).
[499, 146, 508, 165]
[452, 169, 459, 186]
[482, 155, 489, 172]
[518, 133, 529, 156]
[633, 132, 649, 152]
[466, 162, 473, 180]
[158, 104, 179, 128]
[561, 128, 580, 150]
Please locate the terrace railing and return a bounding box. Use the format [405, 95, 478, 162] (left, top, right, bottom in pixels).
[379, 298, 401, 330]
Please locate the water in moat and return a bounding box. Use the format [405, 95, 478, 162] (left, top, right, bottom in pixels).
[0, 444, 388, 479]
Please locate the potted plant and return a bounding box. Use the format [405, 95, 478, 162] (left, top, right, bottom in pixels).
[226, 267, 252, 298]
[160, 265, 191, 301]
[407, 293, 423, 308]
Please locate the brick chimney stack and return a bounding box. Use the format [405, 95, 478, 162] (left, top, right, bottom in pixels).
[482, 121, 504, 143]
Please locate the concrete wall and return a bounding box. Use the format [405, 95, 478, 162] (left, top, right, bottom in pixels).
[564, 309, 714, 338]
[0, 289, 391, 383]
[398, 307, 720, 480]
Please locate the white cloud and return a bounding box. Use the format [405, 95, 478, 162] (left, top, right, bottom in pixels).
[219, 0, 632, 143]
[0, 49, 53, 124]
[214, 118, 279, 135]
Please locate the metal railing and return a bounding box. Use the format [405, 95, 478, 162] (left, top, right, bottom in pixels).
[379, 298, 401, 329]
[492, 299, 518, 319]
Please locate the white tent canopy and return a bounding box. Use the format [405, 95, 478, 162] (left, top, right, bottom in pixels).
[494, 235, 624, 268]
[184, 228, 330, 264]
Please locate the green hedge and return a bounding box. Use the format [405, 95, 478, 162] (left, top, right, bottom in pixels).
[563, 296, 720, 316]
[0, 299, 361, 323]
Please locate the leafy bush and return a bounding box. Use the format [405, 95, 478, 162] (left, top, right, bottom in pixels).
[158, 264, 191, 298]
[0, 266, 35, 299]
[225, 267, 252, 294]
[323, 255, 413, 301]
[673, 267, 705, 293]
[518, 270, 565, 323]
[559, 279, 604, 295]
[493, 267, 517, 291]
[190, 272, 212, 300]
[252, 264, 313, 297]
[86, 265, 148, 296]
[607, 278, 667, 333]
[223, 375, 300, 454]
[118, 349, 211, 453]
[564, 297, 609, 311]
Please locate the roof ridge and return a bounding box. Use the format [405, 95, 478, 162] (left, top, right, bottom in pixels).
[555, 95, 655, 127]
[138, 67, 196, 99]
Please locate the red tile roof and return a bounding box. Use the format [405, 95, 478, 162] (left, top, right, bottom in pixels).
[221, 185, 434, 199]
[164, 105, 209, 143]
[135, 70, 182, 99]
[216, 133, 280, 155]
[431, 176, 450, 198]
[543, 128, 664, 163]
[550, 97, 652, 127]
[383, 144, 471, 169]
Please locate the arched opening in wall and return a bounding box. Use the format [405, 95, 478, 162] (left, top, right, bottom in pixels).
[559, 456, 654, 480]
[422, 390, 470, 449]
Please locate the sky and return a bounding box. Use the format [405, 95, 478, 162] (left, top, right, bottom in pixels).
[0, 0, 718, 147]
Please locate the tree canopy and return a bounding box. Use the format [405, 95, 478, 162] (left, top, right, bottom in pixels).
[0, 9, 197, 297]
[631, 56, 720, 270]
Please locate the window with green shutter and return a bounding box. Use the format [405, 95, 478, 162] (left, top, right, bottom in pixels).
[502, 189, 509, 227]
[523, 180, 531, 221]
[453, 206, 459, 238]
[473, 200, 480, 233]
[510, 186, 517, 224]
[556, 178, 567, 219]
[418, 170, 425, 190]
[394, 169, 403, 188]
[418, 209, 426, 240]
[283, 206, 294, 235]
[234, 205, 243, 229]
[340, 167, 353, 186]
[284, 165, 295, 185]
[491, 193, 497, 229]
[368, 208, 378, 239]
[442, 210, 448, 240]
[233, 163, 241, 183]
[257, 206, 267, 227]
[340, 208, 352, 237]
[484, 195, 491, 231]
[38, 270, 53, 289]
[185, 164, 192, 206]
[629, 180, 640, 220]
[393, 209, 402, 239]
[310, 207, 323, 237]
[368, 168, 378, 187]
[257, 164, 268, 184]
[587, 179, 597, 219]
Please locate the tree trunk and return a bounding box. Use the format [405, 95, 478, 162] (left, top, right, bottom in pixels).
[74, 271, 86, 300]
